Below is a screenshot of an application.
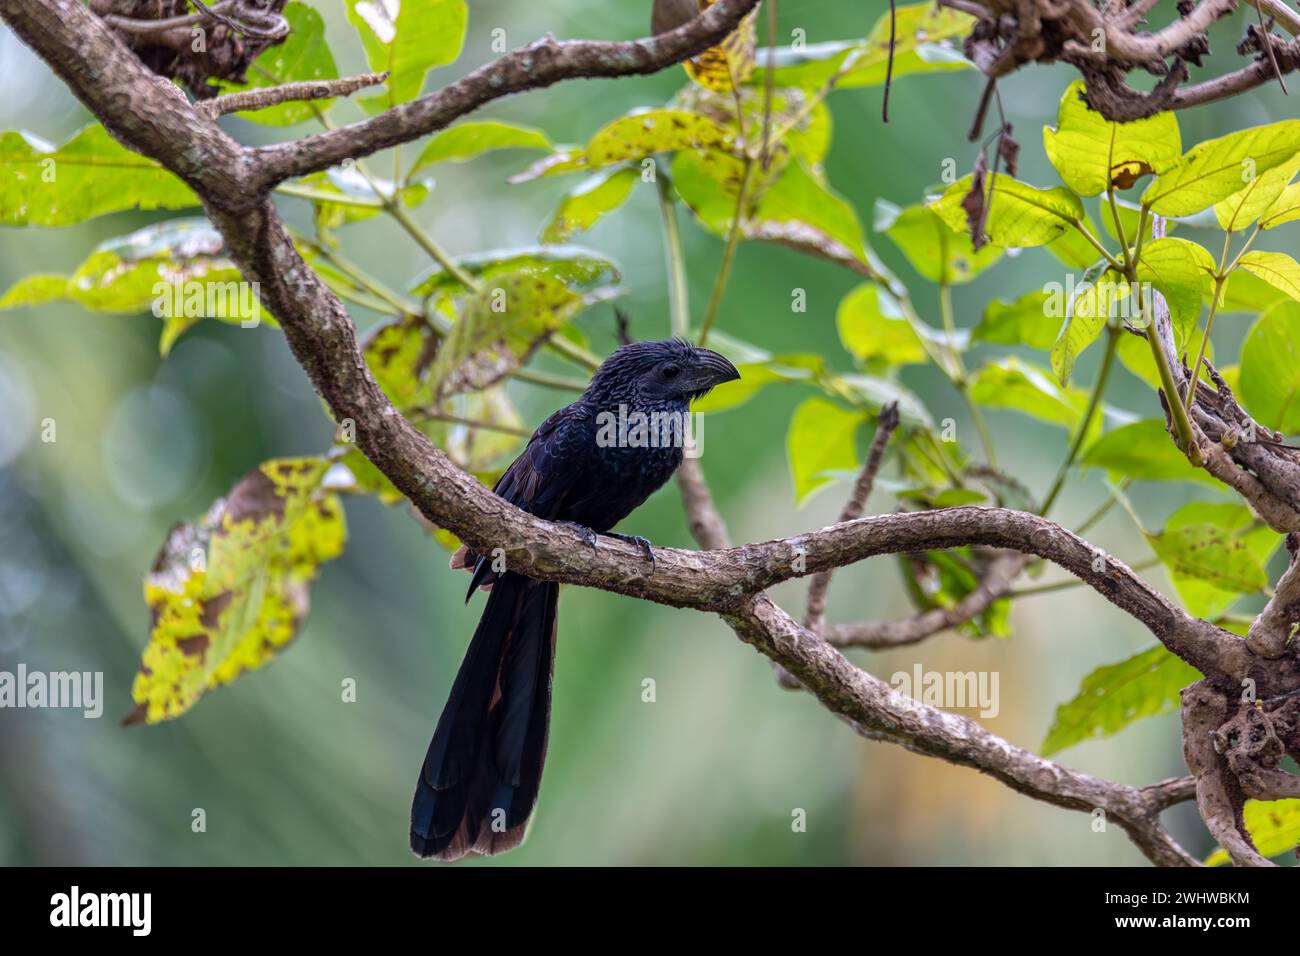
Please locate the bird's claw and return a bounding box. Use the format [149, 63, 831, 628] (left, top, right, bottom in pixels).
[558, 521, 599, 551]
[607, 532, 656, 573]
[557, 524, 655, 574]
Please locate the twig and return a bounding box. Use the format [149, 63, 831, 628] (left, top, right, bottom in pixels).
[1254, 3, 1290, 95]
[201, 72, 388, 118]
[804, 403, 900, 633]
[882, 0, 897, 122]
[826, 552, 1028, 648]
[186, 0, 287, 41]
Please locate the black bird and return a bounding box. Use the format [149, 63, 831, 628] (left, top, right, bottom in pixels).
[410, 338, 741, 860]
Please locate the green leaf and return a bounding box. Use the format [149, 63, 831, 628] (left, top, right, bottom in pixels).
[836, 374, 934, 428]
[1221, 267, 1288, 312]
[836, 284, 927, 366]
[1135, 236, 1210, 346]
[1240, 300, 1300, 432]
[430, 270, 599, 398]
[1260, 181, 1300, 230]
[756, 3, 974, 90]
[511, 109, 736, 182]
[409, 120, 552, 176]
[0, 218, 273, 354]
[0, 274, 68, 308]
[1237, 250, 1300, 303]
[674, 151, 877, 272]
[745, 158, 874, 268]
[674, 83, 833, 172]
[347, 0, 468, 110]
[874, 199, 1001, 284]
[1041, 645, 1201, 756]
[216, 2, 338, 125]
[0, 126, 198, 226]
[969, 357, 1096, 434]
[1213, 153, 1300, 231]
[1162, 502, 1280, 618]
[1080, 419, 1218, 485]
[127, 458, 347, 725]
[1051, 271, 1124, 385]
[1207, 799, 1300, 865]
[409, 245, 621, 299]
[1147, 525, 1268, 593]
[366, 314, 432, 409]
[932, 173, 1085, 248]
[1142, 119, 1300, 216]
[541, 167, 639, 243]
[1043, 80, 1182, 196]
[973, 291, 1058, 350]
[786, 398, 867, 505]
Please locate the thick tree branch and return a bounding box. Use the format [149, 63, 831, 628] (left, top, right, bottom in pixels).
[725, 595, 1199, 866]
[1247, 535, 1300, 658]
[1182, 683, 1275, 866]
[247, 0, 763, 189]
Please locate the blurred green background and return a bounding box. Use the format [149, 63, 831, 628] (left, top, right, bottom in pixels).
[0, 1, 1291, 865]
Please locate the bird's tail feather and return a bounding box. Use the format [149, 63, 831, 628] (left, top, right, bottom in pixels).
[411, 573, 558, 860]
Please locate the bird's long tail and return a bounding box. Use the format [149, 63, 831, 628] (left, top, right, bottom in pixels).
[411, 572, 558, 860]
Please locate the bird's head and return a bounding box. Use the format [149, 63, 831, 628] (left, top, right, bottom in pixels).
[585, 338, 741, 408]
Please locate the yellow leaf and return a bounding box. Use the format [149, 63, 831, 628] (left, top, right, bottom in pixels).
[127, 458, 346, 725]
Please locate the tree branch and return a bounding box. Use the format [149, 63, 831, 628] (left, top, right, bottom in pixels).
[804, 402, 900, 634]
[825, 552, 1029, 649]
[247, 0, 764, 189]
[1247, 535, 1300, 658]
[200, 72, 389, 118]
[725, 594, 1199, 866]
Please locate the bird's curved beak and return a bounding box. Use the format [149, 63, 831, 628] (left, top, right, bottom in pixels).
[685, 347, 741, 399]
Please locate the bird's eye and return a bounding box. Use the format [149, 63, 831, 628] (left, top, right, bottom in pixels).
[662, 363, 681, 379]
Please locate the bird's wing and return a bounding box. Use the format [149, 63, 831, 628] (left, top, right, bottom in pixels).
[490, 402, 588, 518]
[456, 402, 588, 598]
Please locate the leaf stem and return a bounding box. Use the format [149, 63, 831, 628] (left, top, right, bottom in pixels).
[698, 155, 756, 346]
[1041, 323, 1119, 516]
[1074, 478, 1135, 536]
[275, 183, 385, 209]
[940, 282, 998, 468]
[1106, 187, 1129, 268]
[512, 367, 588, 392]
[656, 166, 691, 339]
[1072, 218, 1124, 271]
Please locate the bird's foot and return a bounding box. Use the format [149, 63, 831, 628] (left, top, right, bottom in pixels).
[606, 532, 656, 573]
[557, 521, 600, 551]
